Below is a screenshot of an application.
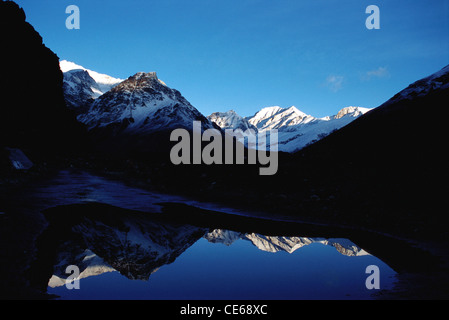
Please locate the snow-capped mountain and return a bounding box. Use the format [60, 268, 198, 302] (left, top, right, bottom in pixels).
[333, 106, 371, 119]
[60, 60, 124, 94]
[78, 71, 215, 137]
[209, 106, 371, 153]
[60, 60, 371, 153]
[60, 60, 124, 114]
[62, 69, 102, 114]
[248, 106, 316, 131]
[207, 110, 257, 132]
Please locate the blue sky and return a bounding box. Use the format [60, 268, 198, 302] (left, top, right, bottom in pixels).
[14, 0, 449, 117]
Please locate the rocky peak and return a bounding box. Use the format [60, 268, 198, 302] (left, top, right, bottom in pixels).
[111, 71, 167, 95]
[334, 106, 371, 119]
[135, 71, 157, 80]
[77, 69, 215, 142]
[248, 106, 315, 131]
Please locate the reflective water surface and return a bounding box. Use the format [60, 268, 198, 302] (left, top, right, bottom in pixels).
[1, 170, 400, 299]
[45, 223, 397, 300]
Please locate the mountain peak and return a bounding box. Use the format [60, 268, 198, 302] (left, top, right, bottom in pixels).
[248, 106, 313, 132]
[253, 106, 308, 119]
[207, 110, 257, 132]
[213, 105, 372, 152]
[286, 106, 306, 115]
[78, 68, 214, 138]
[60, 60, 123, 90]
[134, 71, 158, 80]
[115, 71, 169, 91]
[334, 106, 371, 119]
[61, 60, 124, 114]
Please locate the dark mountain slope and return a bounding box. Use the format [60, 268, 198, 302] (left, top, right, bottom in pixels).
[142, 66, 449, 241]
[0, 1, 86, 159]
[284, 69, 449, 239]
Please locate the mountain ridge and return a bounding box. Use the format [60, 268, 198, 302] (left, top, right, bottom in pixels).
[78, 71, 215, 134]
[60, 60, 124, 93]
[208, 105, 372, 152]
[61, 60, 372, 153]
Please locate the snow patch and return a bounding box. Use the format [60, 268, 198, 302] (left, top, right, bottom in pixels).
[60, 60, 124, 93]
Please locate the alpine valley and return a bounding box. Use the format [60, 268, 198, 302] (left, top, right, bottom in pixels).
[1, 0, 449, 301]
[35, 56, 449, 251]
[60, 60, 373, 153]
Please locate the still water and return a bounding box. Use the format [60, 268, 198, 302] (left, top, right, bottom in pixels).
[47, 233, 396, 300]
[2, 170, 397, 299]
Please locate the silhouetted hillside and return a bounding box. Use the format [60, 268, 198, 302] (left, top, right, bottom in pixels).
[284, 81, 449, 239]
[0, 0, 86, 160]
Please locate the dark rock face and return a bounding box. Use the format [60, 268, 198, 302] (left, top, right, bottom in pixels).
[0, 0, 85, 156]
[286, 70, 449, 239]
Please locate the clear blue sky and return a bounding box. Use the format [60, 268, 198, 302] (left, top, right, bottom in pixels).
[14, 0, 449, 117]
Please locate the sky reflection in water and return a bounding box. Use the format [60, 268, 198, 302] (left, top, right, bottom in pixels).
[47, 232, 396, 300]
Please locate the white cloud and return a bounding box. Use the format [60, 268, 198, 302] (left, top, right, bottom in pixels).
[362, 67, 389, 80]
[325, 75, 344, 92]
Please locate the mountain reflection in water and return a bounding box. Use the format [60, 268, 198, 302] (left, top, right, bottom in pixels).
[26, 202, 396, 299]
[3, 170, 442, 300]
